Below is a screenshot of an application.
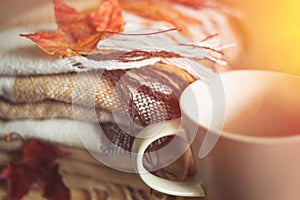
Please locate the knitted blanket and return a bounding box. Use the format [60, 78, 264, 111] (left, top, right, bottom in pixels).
[0, 0, 240, 199]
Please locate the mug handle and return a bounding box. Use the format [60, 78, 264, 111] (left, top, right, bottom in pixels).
[132, 118, 205, 197]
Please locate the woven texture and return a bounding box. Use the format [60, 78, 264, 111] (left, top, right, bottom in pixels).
[0, 0, 241, 198]
[5, 63, 195, 125]
[0, 63, 197, 199]
[0, 99, 113, 122]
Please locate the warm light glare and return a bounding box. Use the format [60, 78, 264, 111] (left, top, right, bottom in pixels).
[219, 0, 300, 74]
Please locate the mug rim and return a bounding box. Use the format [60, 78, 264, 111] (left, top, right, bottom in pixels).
[180, 69, 300, 144]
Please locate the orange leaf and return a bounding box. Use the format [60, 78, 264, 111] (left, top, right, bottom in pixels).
[90, 0, 124, 32]
[54, 0, 97, 40]
[20, 31, 72, 57]
[120, 0, 198, 38]
[162, 0, 203, 8]
[21, 0, 125, 58]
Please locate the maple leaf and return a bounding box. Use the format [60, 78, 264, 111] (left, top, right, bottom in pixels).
[0, 139, 70, 200]
[162, 0, 204, 8]
[90, 0, 124, 32]
[0, 164, 34, 200]
[43, 165, 71, 200]
[23, 138, 70, 164]
[20, 0, 125, 57]
[120, 0, 198, 38]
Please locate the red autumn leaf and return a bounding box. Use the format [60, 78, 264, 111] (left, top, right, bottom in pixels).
[24, 138, 70, 164]
[20, 0, 125, 57]
[43, 164, 71, 200]
[0, 139, 70, 200]
[0, 164, 35, 200]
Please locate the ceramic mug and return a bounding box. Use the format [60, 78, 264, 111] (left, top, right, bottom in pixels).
[132, 70, 300, 200]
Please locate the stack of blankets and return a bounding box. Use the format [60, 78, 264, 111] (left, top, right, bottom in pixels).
[0, 0, 241, 199]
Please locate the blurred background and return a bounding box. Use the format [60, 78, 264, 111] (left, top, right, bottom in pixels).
[218, 0, 300, 75]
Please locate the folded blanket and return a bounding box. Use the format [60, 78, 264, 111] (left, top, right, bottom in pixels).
[0, 98, 114, 122]
[0, 65, 195, 134]
[0, 119, 97, 147]
[0, 0, 240, 199]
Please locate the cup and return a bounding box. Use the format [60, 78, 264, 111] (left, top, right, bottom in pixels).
[132, 70, 300, 200]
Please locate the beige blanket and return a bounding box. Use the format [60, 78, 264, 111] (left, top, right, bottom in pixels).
[0, 0, 240, 199]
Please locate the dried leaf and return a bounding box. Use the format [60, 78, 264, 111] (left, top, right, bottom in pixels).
[162, 0, 204, 8]
[90, 0, 124, 32]
[21, 0, 125, 57]
[120, 0, 199, 38]
[0, 139, 70, 200]
[0, 164, 34, 200]
[20, 31, 72, 56]
[43, 165, 71, 200]
[54, 0, 97, 40]
[23, 139, 70, 164]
